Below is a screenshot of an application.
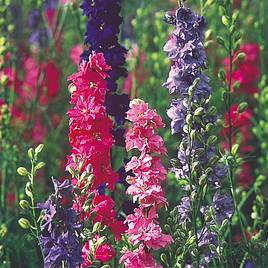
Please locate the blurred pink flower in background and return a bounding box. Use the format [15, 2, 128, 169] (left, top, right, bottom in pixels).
[123, 45, 147, 97]
[69, 44, 83, 65]
[32, 116, 48, 143]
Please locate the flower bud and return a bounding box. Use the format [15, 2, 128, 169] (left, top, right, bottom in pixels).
[216, 36, 225, 47]
[17, 167, 28, 177]
[221, 15, 230, 27]
[186, 114, 192, 124]
[19, 200, 30, 210]
[205, 29, 213, 39]
[209, 244, 217, 253]
[7, 24, 14, 33]
[207, 106, 216, 116]
[25, 182, 33, 198]
[194, 107, 204, 116]
[199, 175, 207, 186]
[221, 219, 229, 229]
[35, 162, 46, 170]
[96, 236, 107, 248]
[205, 167, 213, 175]
[0, 224, 7, 238]
[0, 74, 8, 86]
[93, 222, 101, 233]
[164, 224, 171, 233]
[35, 144, 44, 154]
[27, 148, 34, 160]
[190, 129, 196, 141]
[88, 174, 94, 185]
[160, 253, 169, 265]
[207, 135, 217, 146]
[218, 69, 226, 81]
[231, 144, 239, 156]
[186, 235, 196, 246]
[208, 155, 219, 166]
[205, 123, 213, 132]
[233, 80, 240, 90]
[238, 102, 248, 113]
[232, 10, 239, 22]
[18, 218, 30, 229]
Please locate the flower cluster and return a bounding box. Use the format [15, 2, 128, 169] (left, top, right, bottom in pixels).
[67, 52, 118, 191]
[120, 99, 172, 268]
[82, 237, 116, 267]
[222, 44, 260, 188]
[163, 5, 233, 265]
[38, 178, 83, 268]
[0, 53, 60, 143]
[67, 52, 126, 265]
[80, 0, 127, 91]
[80, 0, 129, 146]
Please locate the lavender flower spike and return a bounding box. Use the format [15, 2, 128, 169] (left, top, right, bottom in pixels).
[163, 3, 233, 266]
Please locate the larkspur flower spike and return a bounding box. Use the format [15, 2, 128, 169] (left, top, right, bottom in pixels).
[163, 3, 233, 265]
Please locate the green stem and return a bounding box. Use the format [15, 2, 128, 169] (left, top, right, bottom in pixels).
[1, 161, 7, 219]
[54, 5, 69, 43]
[186, 95, 200, 268]
[30, 159, 45, 262]
[200, 0, 204, 15]
[225, 0, 248, 247]
[75, 8, 84, 41]
[239, 252, 249, 268]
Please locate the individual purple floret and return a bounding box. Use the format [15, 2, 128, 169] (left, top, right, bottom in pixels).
[177, 196, 191, 223]
[28, 9, 41, 28]
[41, 232, 83, 268]
[29, 28, 49, 48]
[167, 99, 187, 135]
[212, 191, 233, 225]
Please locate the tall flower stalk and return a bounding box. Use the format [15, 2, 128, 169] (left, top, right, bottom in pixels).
[163, 2, 233, 267]
[120, 99, 173, 268]
[80, 0, 129, 146]
[67, 52, 126, 266]
[0, 1, 19, 265]
[216, 0, 249, 249]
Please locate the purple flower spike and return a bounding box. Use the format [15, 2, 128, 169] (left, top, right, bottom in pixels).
[38, 179, 82, 267]
[80, 0, 128, 93]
